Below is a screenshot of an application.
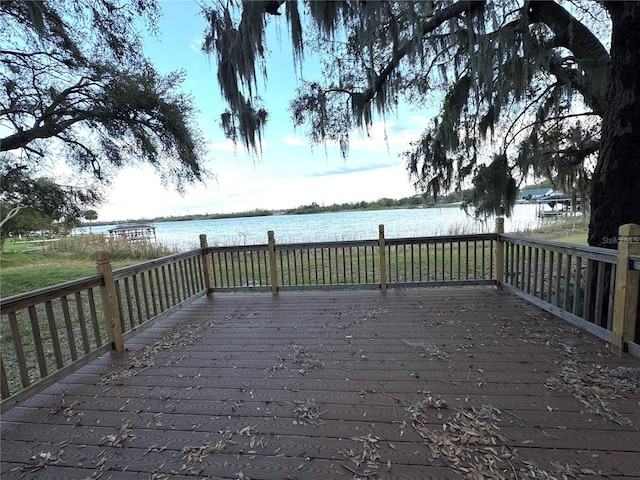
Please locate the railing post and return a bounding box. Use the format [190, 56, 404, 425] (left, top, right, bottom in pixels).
[199, 234, 214, 297]
[612, 223, 640, 355]
[379, 224, 387, 293]
[268, 230, 279, 295]
[96, 251, 124, 354]
[494, 217, 505, 287]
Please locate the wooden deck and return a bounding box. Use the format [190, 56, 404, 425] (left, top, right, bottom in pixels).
[1, 287, 639, 479]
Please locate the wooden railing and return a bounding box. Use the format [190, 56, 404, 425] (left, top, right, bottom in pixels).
[500, 235, 617, 334]
[496, 223, 640, 357]
[1, 249, 207, 412]
[200, 227, 496, 292]
[2, 221, 639, 411]
[384, 234, 494, 287]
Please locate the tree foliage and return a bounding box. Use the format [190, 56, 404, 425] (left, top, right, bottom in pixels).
[203, 0, 639, 247]
[0, 0, 207, 229]
[84, 210, 98, 222]
[0, 163, 98, 249]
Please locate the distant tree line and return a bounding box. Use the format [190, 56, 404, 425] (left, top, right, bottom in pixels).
[284, 195, 427, 215]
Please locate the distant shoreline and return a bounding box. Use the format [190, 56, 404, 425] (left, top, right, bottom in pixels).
[84, 201, 465, 228]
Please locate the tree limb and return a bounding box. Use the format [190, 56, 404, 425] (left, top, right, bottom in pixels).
[361, 1, 483, 105]
[0, 113, 90, 151]
[527, 0, 609, 112]
[0, 205, 24, 230]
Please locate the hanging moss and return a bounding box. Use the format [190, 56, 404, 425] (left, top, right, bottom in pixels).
[204, 1, 611, 218]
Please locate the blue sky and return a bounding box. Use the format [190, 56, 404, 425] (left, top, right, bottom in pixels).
[97, 1, 437, 221]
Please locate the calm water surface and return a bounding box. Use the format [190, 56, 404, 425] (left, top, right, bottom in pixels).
[82, 205, 544, 251]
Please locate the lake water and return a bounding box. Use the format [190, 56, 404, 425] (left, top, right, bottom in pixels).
[78, 204, 549, 251]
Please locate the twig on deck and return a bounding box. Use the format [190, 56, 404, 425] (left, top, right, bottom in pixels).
[342, 464, 377, 477]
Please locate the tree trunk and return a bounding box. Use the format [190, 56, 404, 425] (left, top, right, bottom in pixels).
[588, 3, 640, 340]
[589, 3, 640, 248]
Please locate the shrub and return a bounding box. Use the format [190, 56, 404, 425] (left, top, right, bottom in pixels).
[53, 234, 175, 261]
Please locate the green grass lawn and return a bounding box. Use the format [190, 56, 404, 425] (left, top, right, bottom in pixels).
[1, 256, 97, 296]
[553, 233, 588, 245]
[521, 216, 589, 245]
[1, 237, 172, 298]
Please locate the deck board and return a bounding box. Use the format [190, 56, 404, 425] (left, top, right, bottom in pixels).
[2, 287, 640, 479]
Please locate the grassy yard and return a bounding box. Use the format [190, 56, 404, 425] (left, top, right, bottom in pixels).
[553, 233, 589, 245]
[521, 216, 589, 244]
[1, 236, 175, 298]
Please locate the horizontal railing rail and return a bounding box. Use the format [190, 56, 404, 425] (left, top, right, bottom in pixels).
[0, 276, 103, 313]
[0, 249, 206, 412]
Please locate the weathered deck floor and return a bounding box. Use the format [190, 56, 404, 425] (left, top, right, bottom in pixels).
[2, 287, 640, 479]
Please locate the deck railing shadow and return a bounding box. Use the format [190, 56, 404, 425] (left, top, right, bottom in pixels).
[1, 220, 638, 412]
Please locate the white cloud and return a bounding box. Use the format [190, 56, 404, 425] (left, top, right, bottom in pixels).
[282, 134, 306, 146]
[207, 138, 243, 153]
[190, 36, 204, 54]
[408, 114, 430, 126]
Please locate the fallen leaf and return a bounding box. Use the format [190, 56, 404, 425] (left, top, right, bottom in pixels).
[581, 468, 598, 475]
